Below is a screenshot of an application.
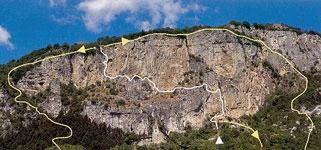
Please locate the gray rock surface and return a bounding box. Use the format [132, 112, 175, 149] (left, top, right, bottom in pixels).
[2, 25, 321, 143]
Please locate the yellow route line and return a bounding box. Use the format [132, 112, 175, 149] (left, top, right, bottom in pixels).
[7, 27, 313, 150]
[120, 28, 313, 149]
[221, 120, 263, 148]
[7, 48, 94, 150]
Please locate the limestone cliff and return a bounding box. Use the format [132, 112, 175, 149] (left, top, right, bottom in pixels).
[1, 24, 321, 144]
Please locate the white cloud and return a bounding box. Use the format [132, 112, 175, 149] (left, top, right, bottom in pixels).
[0, 26, 14, 49]
[137, 21, 153, 31]
[77, 0, 202, 32]
[187, 3, 207, 12]
[51, 15, 78, 25]
[49, 0, 67, 7]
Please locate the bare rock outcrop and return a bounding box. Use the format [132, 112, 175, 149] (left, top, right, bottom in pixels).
[10, 26, 321, 143]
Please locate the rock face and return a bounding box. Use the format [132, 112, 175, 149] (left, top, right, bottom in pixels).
[39, 79, 62, 117]
[0, 89, 37, 138]
[101, 30, 302, 119]
[17, 53, 106, 95]
[3, 25, 321, 143]
[0, 89, 12, 138]
[240, 25, 321, 72]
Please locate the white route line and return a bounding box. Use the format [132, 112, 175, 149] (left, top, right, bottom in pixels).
[98, 28, 314, 149]
[100, 47, 226, 117]
[7, 27, 313, 150]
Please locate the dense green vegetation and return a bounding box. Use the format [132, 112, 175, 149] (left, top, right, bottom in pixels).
[0, 112, 133, 150]
[229, 20, 321, 36]
[294, 73, 321, 110]
[0, 83, 141, 150]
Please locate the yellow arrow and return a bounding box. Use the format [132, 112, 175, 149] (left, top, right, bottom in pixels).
[77, 45, 86, 53]
[251, 130, 260, 139]
[121, 37, 129, 46]
[77, 45, 87, 53]
[7, 27, 314, 150]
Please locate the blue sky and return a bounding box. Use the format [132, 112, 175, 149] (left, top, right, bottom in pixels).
[0, 0, 321, 64]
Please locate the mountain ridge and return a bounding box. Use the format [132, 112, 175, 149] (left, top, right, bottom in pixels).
[1, 22, 321, 149]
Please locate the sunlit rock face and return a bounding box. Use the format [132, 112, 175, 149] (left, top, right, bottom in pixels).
[7, 25, 321, 143]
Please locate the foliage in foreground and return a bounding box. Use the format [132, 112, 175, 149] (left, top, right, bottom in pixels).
[0, 83, 140, 150]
